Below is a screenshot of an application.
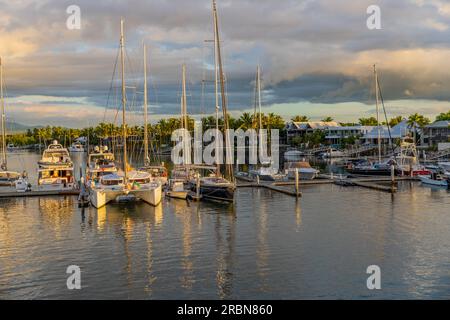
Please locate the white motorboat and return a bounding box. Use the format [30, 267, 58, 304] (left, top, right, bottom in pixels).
[15, 176, 30, 192]
[285, 161, 319, 180]
[37, 141, 75, 191]
[166, 180, 189, 200]
[85, 146, 117, 186]
[68, 141, 85, 153]
[249, 162, 285, 181]
[419, 174, 448, 187]
[284, 150, 305, 161]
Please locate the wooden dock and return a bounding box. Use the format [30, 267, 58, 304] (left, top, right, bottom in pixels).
[0, 188, 80, 198]
[236, 175, 417, 195]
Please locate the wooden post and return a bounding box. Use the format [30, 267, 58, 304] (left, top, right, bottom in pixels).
[196, 173, 200, 199]
[391, 164, 395, 191]
[295, 169, 299, 198]
[256, 175, 260, 185]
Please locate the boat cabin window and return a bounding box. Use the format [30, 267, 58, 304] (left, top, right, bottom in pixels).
[131, 178, 151, 184]
[101, 179, 123, 186]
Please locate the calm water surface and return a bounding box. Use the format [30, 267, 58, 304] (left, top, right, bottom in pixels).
[0, 151, 449, 299]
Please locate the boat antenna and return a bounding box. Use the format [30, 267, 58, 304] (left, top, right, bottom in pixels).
[120, 18, 128, 181]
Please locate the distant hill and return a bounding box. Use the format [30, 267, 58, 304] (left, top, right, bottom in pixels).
[4, 121, 43, 133]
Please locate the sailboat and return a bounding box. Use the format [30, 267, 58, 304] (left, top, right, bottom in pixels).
[347, 65, 393, 176]
[167, 64, 193, 200]
[248, 65, 285, 181]
[0, 57, 23, 186]
[89, 20, 162, 208]
[138, 44, 168, 186]
[189, 0, 236, 202]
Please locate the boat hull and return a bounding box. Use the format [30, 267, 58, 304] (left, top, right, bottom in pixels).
[419, 176, 448, 187]
[89, 184, 162, 208]
[190, 183, 235, 202]
[166, 191, 188, 200]
[287, 169, 318, 180]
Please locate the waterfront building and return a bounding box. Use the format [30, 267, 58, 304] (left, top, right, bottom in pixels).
[422, 121, 450, 147]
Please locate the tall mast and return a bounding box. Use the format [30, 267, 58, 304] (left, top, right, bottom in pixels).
[120, 19, 128, 181]
[257, 65, 264, 161]
[143, 43, 149, 166]
[212, 0, 220, 176]
[374, 64, 381, 163]
[213, 0, 233, 180]
[181, 64, 188, 131]
[181, 63, 188, 165]
[0, 57, 7, 169]
[257, 65, 263, 132]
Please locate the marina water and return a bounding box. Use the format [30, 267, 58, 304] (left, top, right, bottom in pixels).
[0, 151, 449, 299]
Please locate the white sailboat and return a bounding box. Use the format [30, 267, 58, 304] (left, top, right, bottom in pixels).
[189, 0, 236, 202]
[138, 44, 168, 186]
[248, 65, 284, 181]
[167, 64, 191, 200]
[0, 57, 24, 187]
[89, 20, 162, 208]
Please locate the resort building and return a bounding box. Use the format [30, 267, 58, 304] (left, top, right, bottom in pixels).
[361, 120, 410, 145]
[325, 126, 374, 145]
[422, 121, 450, 146]
[286, 121, 340, 143]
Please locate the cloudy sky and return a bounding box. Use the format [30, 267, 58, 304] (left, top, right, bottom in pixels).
[1, 0, 450, 127]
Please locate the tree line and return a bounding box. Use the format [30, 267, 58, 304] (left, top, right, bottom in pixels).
[5, 110, 448, 147]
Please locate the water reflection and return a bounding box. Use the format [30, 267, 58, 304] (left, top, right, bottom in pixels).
[214, 207, 236, 299]
[1, 149, 450, 299]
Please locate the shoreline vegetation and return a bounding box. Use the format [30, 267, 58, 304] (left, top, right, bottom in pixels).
[4, 110, 450, 149]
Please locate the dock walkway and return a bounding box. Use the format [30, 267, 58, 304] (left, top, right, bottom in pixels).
[0, 188, 80, 198]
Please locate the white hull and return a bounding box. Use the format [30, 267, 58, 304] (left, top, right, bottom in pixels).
[38, 183, 76, 191]
[287, 169, 318, 180]
[90, 184, 162, 208]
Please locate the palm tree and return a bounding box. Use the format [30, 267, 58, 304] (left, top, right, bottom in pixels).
[407, 113, 430, 128]
[436, 111, 450, 121]
[388, 116, 404, 127]
[408, 113, 431, 144]
[237, 112, 253, 130]
[291, 115, 309, 122]
[321, 116, 334, 122]
[359, 117, 378, 126]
